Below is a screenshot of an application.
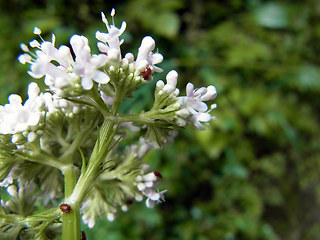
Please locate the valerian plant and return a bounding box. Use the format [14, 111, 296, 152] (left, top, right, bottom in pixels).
[0, 9, 217, 240]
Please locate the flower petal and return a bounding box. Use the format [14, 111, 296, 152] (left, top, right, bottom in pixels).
[194, 87, 207, 97]
[146, 198, 155, 208]
[93, 71, 110, 84]
[152, 53, 163, 64]
[186, 83, 195, 97]
[81, 77, 93, 90]
[201, 85, 217, 101]
[196, 112, 212, 122]
[193, 101, 208, 112]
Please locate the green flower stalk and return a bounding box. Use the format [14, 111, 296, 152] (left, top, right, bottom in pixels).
[0, 8, 217, 240]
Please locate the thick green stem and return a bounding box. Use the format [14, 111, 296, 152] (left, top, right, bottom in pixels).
[62, 166, 80, 240]
[61, 82, 123, 238]
[70, 120, 118, 207]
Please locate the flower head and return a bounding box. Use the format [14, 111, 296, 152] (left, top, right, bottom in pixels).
[19, 29, 109, 92]
[135, 36, 163, 76]
[177, 83, 217, 130]
[70, 35, 109, 89]
[0, 82, 44, 135]
[135, 170, 166, 208]
[96, 9, 126, 62]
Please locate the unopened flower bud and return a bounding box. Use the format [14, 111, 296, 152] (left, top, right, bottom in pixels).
[156, 80, 165, 89]
[11, 134, 22, 144]
[107, 212, 116, 221]
[121, 205, 129, 212]
[121, 58, 129, 68]
[125, 53, 134, 62]
[166, 70, 178, 86]
[135, 194, 143, 202]
[201, 85, 217, 101]
[176, 108, 190, 118]
[27, 132, 37, 142]
[7, 185, 18, 197]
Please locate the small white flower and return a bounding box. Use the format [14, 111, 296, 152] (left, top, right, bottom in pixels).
[162, 70, 178, 93]
[135, 170, 166, 208]
[70, 35, 110, 89]
[155, 71, 180, 99]
[142, 172, 159, 182]
[96, 11, 126, 61]
[42, 92, 81, 116]
[135, 36, 163, 75]
[145, 190, 167, 208]
[177, 83, 217, 130]
[82, 214, 96, 229]
[19, 29, 109, 92]
[0, 82, 44, 135]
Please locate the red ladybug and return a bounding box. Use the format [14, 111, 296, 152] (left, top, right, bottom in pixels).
[59, 203, 71, 213]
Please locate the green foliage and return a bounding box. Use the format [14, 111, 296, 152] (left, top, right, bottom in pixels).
[1, 0, 320, 239]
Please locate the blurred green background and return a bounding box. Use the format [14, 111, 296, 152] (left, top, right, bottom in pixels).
[1, 0, 320, 239]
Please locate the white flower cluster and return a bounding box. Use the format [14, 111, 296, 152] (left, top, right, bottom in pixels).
[0, 81, 81, 144]
[81, 194, 118, 229]
[79, 140, 166, 229]
[177, 83, 217, 130]
[16, 8, 216, 132]
[0, 83, 43, 136]
[19, 29, 109, 92]
[18, 9, 163, 98]
[136, 170, 166, 208]
[155, 71, 217, 130]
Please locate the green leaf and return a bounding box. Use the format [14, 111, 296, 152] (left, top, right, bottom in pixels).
[145, 125, 173, 148]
